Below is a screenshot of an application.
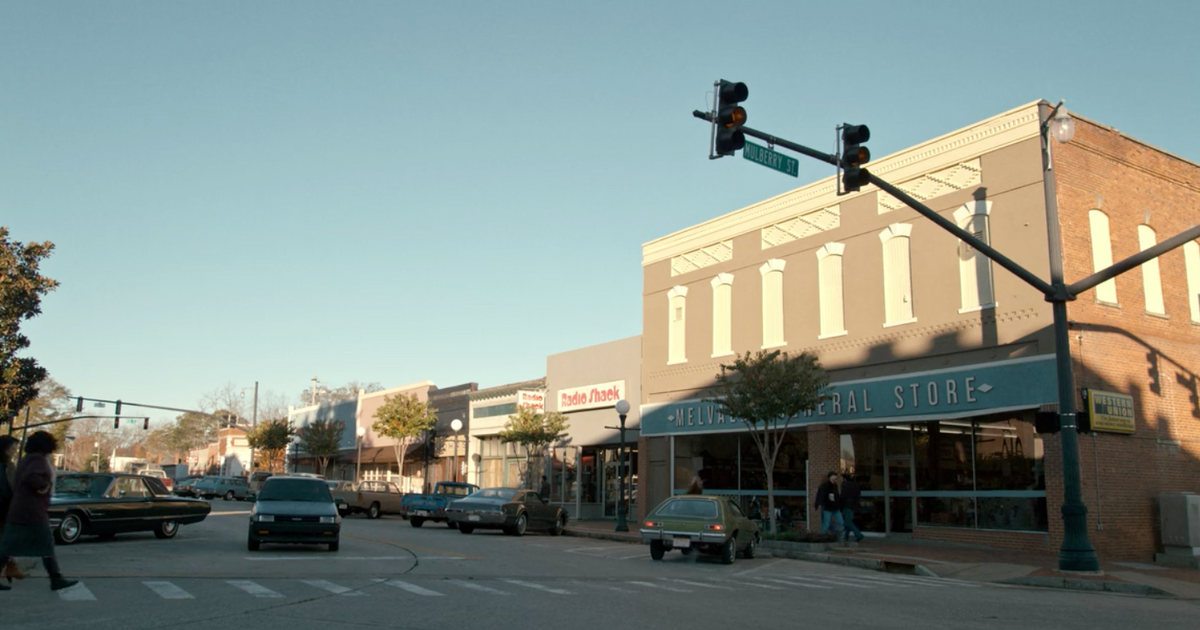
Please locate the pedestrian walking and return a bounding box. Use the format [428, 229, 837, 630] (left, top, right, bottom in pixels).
[0, 431, 77, 592]
[539, 475, 551, 501]
[814, 471, 844, 536]
[1, 435, 29, 585]
[839, 473, 865, 543]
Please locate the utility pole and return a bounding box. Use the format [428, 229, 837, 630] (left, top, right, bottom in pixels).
[250, 381, 259, 475]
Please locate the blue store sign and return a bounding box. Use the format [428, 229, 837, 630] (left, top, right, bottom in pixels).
[641, 355, 1057, 436]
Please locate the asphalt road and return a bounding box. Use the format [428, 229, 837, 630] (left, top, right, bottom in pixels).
[2, 502, 1196, 630]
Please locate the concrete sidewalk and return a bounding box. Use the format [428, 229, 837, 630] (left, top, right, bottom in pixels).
[563, 520, 1200, 599]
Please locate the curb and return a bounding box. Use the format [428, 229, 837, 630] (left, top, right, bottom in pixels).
[998, 576, 1172, 597]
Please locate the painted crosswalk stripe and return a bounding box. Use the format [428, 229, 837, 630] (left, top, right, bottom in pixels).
[575, 580, 636, 593]
[780, 574, 872, 588]
[227, 580, 284, 598]
[57, 582, 96, 602]
[627, 580, 690, 593]
[721, 578, 784, 590]
[446, 580, 510, 595]
[662, 578, 735, 590]
[501, 579, 572, 595]
[303, 580, 366, 596]
[145, 581, 195, 599]
[386, 580, 444, 596]
[821, 574, 914, 588]
[882, 574, 979, 588]
[749, 576, 832, 590]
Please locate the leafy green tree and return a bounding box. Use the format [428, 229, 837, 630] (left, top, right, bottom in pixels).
[706, 350, 829, 534]
[247, 418, 295, 472]
[0, 227, 59, 425]
[372, 393, 437, 486]
[499, 406, 570, 489]
[297, 419, 345, 477]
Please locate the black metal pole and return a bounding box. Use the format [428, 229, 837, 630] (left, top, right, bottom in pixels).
[615, 413, 628, 532]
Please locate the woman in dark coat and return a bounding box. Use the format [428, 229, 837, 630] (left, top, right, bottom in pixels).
[0, 431, 77, 592]
[0, 435, 26, 583]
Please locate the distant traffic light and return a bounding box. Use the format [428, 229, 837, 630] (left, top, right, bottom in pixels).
[143, 418, 150, 430]
[76, 397, 84, 413]
[839, 124, 871, 193]
[115, 400, 122, 417]
[713, 80, 748, 157]
[114, 418, 120, 429]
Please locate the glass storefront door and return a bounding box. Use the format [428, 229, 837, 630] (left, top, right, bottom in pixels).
[885, 456, 914, 533]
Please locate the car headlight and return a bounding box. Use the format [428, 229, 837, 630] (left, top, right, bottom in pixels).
[256, 514, 275, 522]
[320, 516, 337, 524]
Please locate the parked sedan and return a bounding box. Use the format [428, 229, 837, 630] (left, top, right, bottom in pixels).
[640, 495, 759, 564]
[444, 488, 567, 536]
[49, 473, 211, 545]
[248, 476, 341, 551]
[194, 476, 250, 501]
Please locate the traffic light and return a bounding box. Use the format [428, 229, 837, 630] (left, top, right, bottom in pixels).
[76, 397, 84, 413]
[143, 418, 150, 430]
[839, 124, 871, 193]
[114, 417, 120, 429]
[713, 80, 748, 157]
[115, 400, 122, 417]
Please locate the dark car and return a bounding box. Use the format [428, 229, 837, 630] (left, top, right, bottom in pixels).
[248, 476, 341, 552]
[444, 487, 568, 536]
[49, 473, 212, 545]
[172, 476, 204, 497]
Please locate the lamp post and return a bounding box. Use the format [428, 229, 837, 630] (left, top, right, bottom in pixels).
[451, 419, 463, 483]
[355, 426, 366, 484]
[614, 400, 631, 532]
[1038, 101, 1099, 572]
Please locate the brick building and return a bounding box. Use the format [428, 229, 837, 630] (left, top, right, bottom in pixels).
[636, 100, 1200, 561]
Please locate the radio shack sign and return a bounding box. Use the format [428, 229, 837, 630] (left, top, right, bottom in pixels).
[516, 390, 546, 414]
[557, 380, 626, 413]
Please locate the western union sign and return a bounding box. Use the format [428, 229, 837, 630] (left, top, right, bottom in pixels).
[1085, 389, 1136, 434]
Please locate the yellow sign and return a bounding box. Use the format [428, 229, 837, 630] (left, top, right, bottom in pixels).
[1086, 389, 1136, 434]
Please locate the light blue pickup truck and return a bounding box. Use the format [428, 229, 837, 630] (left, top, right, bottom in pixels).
[399, 482, 479, 528]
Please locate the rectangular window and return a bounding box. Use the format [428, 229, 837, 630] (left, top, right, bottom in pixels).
[760, 260, 786, 348]
[959, 220, 994, 311]
[475, 403, 518, 418]
[818, 244, 846, 338]
[711, 278, 733, 357]
[1139, 225, 1165, 315]
[668, 288, 687, 364]
[882, 230, 915, 325]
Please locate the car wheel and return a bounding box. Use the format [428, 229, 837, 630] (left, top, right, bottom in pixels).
[328, 541, 339, 552]
[650, 540, 665, 561]
[447, 520, 458, 529]
[550, 515, 566, 536]
[458, 525, 474, 534]
[680, 547, 693, 555]
[720, 537, 736, 565]
[411, 517, 425, 528]
[56, 513, 84, 545]
[368, 503, 381, 519]
[224, 491, 235, 501]
[512, 512, 527, 536]
[154, 520, 179, 540]
[338, 508, 349, 518]
[742, 533, 757, 559]
[248, 539, 260, 551]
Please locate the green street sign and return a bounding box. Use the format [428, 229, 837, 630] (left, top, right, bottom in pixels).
[742, 141, 798, 178]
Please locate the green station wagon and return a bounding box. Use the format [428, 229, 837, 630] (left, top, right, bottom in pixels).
[640, 495, 759, 565]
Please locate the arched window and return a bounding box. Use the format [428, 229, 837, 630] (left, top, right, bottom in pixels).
[879, 224, 916, 326]
[1088, 210, 1118, 304]
[816, 243, 846, 338]
[760, 259, 786, 348]
[1138, 225, 1165, 315]
[711, 273, 734, 357]
[668, 286, 688, 364]
[954, 200, 995, 311]
[1184, 241, 1200, 323]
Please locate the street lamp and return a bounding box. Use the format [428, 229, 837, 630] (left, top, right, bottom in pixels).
[1038, 100, 1100, 572]
[355, 426, 366, 484]
[614, 399, 631, 532]
[451, 419, 463, 483]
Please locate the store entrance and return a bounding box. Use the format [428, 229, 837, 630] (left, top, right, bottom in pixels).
[885, 456, 914, 534]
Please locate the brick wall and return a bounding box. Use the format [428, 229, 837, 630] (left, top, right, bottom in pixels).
[806, 424, 842, 525]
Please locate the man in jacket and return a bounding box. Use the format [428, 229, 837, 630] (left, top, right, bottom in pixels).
[814, 471, 843, 536]
[840, 473, 865, 543]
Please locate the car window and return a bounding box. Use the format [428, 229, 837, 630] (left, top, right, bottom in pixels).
[469, 488, 520, 501]
[727, 501, 745, 518]
[387, 483, 401, 494]
[656, 499, 718, 519]
[56, 476, 112, 498]
[525, 493, 546, 506]
[442, 484, 474, 496]
[258, 479, 334, 502]
[107, 477, 150, 499]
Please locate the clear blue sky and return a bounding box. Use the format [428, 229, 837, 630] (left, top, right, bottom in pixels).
[5, 1, 1199, 425]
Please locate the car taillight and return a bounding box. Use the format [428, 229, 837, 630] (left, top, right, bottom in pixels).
[706, 524, 724, 531]
[644, 521, 660, 528]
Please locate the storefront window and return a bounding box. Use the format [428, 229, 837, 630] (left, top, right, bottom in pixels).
[914, 422, 973, 491]
[673, 434, 738, 492]
[974, 416, 1043, 492]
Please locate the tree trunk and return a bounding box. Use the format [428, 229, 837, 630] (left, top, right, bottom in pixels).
[764, 452, 777, 534]
[396, 440, 408, 492]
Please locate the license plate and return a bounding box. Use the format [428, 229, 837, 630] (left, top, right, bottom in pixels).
[673, 537, 691, 548]
[468, 515, 481, 521]
[417, 510, 431, 517]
